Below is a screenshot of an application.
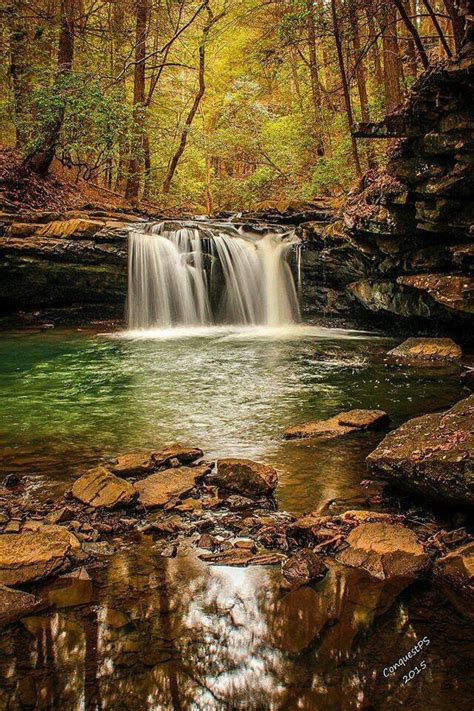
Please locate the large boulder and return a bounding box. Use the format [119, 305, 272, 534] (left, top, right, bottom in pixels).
[387, 337, 462, 363]
[134, 465, 209, 508]
[335, 522, 429, 580]
[367, 395, 474, 506]
[208, 459, 278, 498]
[283, 409, 389, 440]
[72, 466, 137, 509]
[0, 526, 80, 586]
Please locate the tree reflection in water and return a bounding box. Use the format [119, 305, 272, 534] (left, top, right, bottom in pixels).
[0, 539, 473, 710]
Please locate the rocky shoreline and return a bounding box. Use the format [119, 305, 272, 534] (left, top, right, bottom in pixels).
[1, 338, 472, 628]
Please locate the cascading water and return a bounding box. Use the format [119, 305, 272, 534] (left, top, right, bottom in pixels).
[127, 220, 301, 330]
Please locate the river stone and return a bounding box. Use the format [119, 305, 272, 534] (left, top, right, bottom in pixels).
[367, 395, 474, 506]
[72, 466, 137, 509]
[281, 549, 328, 589]
[283, 409, 389, 440]
[134, 465, 209, 508]
[335, 522, 429, 580]
[111, 451, 156, 477]
[152, 444, 204, 467]
[0, 585, 41, 627]
[387, 337, 462, 363]
[209, 458, 278, 498]
[0, 525, 80, 586]
[434, 542, 474, 596]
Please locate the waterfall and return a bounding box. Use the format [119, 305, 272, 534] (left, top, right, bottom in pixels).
[127, 220, 301, 330]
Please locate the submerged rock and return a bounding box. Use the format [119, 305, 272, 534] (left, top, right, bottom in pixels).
[72, 466, 137, 509]
[283, 409, 389, 440]
[387, 337, 462, 363]
[0, 585, 42, 627]
[199, 547, 283, 567]
[367, 395, 474, 506]
[281, 549, 328, 589]
[208, 458, 278, 498]
[335, 522, 429, 580]
[134, 465, 209, 508]
[0, 525, 80, 586]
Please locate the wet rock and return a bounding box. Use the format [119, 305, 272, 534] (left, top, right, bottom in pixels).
[0, 525, 80, 586]
[208, 459, 278, 498]
[283, 409, 389, 440]
[3, 474, 20, 488]
[4, 521, 21, 533]
[281, 549, 328, 589]
[0, 585, 42, 627]
[22, 520, 44, 532]
[111, 451, 156, 477]
[0, 513, 9, 525]
[198, 533, 217, 550]
[367, 395, 474, 506]
[199, 547, 283, 566]
[81, 541, 116, 556]
[161, 544, 178, 558]
[134, 465, 209, 508]
[47, 506, 75, 524]
[387, 337, 462, 363]
[335, 522, 429, 580]
[72, 466, 138, 509]
[225, 494, 259, 510]
[434, 541, 474, 597]
[152, 445, 204, 468]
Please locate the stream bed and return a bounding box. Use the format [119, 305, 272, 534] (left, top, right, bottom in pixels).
[0, 325, 472, 710]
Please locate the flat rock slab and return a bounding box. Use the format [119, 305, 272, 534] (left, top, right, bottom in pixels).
[111, 445, 203, 477]
[0, 525, 80, 586]
[199, 548, 284, 567]
[367, 395, 474, 506]
[335, 522, 429, 580]
[283, 409, 389, 440]
[134, 465, 209, 508]
[0, 585, 42, 627]
[72, 466, 137, 509]
[208, 458, 278, 498]
[387, 337, 462, 363]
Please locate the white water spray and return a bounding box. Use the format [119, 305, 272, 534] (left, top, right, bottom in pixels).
[127, 221, 301, 330]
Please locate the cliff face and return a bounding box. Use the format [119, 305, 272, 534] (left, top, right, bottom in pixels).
[299, 9, 474, 332]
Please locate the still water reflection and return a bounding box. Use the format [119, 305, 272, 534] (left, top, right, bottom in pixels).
[0, 326, 470, 709]
[0, 541, 473, 710]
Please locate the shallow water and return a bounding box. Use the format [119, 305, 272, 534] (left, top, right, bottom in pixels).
[0, 325, 470, 710]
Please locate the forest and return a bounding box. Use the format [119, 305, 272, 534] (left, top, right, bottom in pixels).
[1, 0, 466, 209]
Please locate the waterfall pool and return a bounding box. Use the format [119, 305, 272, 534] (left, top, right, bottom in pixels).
[0, 325, 471, 709]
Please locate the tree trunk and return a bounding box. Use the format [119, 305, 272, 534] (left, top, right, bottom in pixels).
[330, 0, 362, 177]
[7, 0, 30, 148]
[23, 0, 75, 174]
[351, 5, 376, 169]
[366, 0, 384, 87]
[305, 0, 325, 156]
[443, 0, 465, 53]
[125, 0, 148, 205]
[422, 0, 453, 57]
[393, 0, 430, 69]
[380, 1, 402, 113]
[162, 6, 224, 194]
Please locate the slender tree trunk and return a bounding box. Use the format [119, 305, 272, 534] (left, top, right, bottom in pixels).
[366, 0, 384, 87]
[305, 0, 325, 156]
[393, 0, 430, 69]
[23, 0, 75, 173]
[422, 0, 453, 57]
[111, 0, 128, 192]
[351, 5, 376, 168]
[7, 0, 30, 147]
[125, 0, 148, 204]
[330, 0, 362, 177]
[443, 0, 465, 53]
[380, 1, 402, 113]
[403, 0, 418, 76]
[142, 131, 152, 200]
[162, 6, 224, 194]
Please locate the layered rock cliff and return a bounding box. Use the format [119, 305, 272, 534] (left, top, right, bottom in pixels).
[299, 7, 474, 332]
